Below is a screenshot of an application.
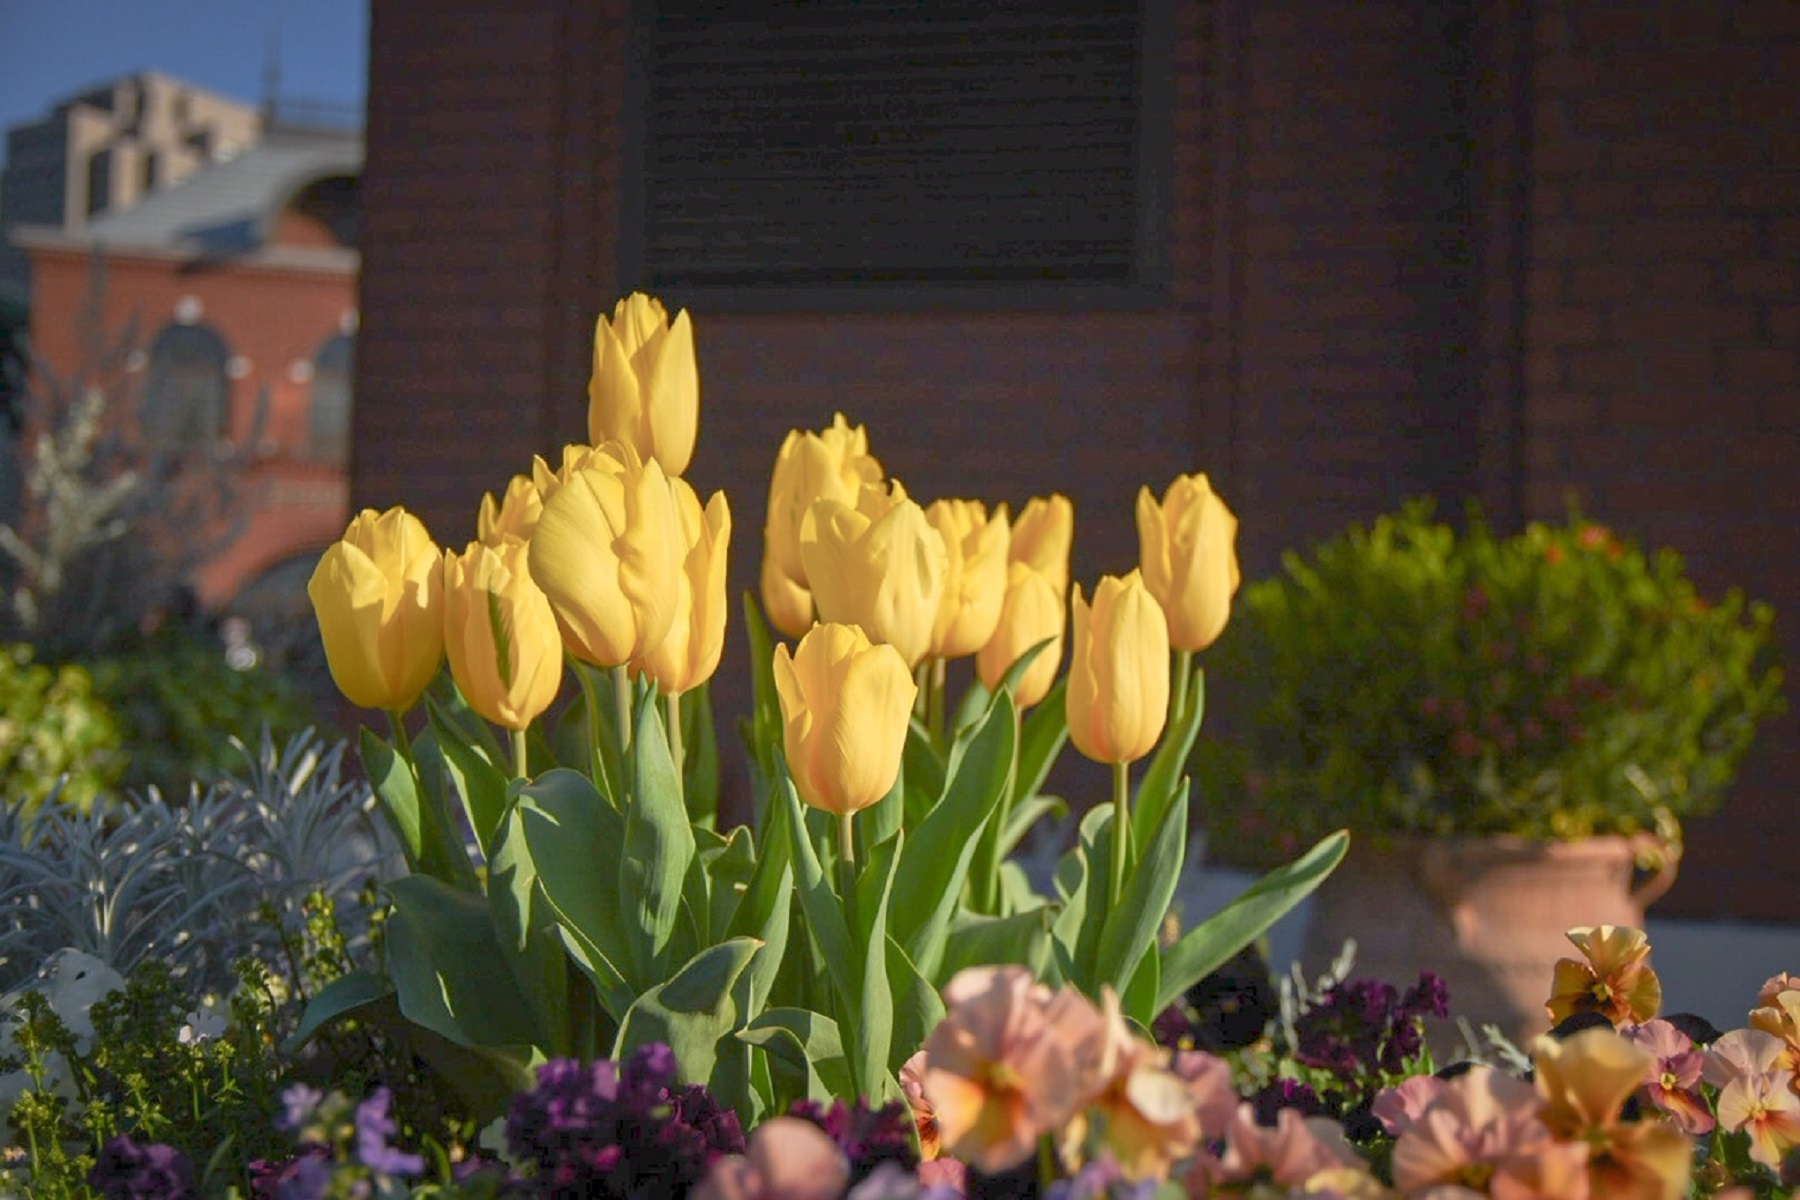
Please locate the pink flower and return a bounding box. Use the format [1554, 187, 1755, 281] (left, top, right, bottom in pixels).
[1705, 1029, 1800, 1170]
[1389, 1064, 1585, 1198]
[1185, 1103, 1367, 1195]
[1620, 1021, 1713, 1135]
[693, 1117, 850, 1200]
[1372, 1075, 1447, 1137]
[900, 1051, 940, 1161]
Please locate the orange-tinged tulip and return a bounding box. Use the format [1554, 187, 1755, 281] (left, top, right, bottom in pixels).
[587, 292, 699, 476]
[976, 562, 1064, 709]
[528, 443, 682, 668]
[635, 481, 731, 695]
[1010, 493, 1073, 598]
[1545, 925, 1662, 1028]
[1535, 1028, 1692, 1200]
[476, 474, 542, 547]
[1136, 473, 1240, 653]
[1066, 571, 1169, 765]
[442, 539, 562, 730]
[800, 481, 947, 670]
[308, 506, 444, 712]
[772, 622, 916, 816]
[926, 498, 1010, 659]
[761, 413, 885, 638]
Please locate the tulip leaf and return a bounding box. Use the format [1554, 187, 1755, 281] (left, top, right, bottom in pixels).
[1052, 803, 1113, 991]
[288, 968, 393, 1052]
[999, 861, 1047, 912]
[1017, 676, 1070, 804]
[613, 936, 762, 1089]
[739, 1008, 856, 1104]
[516, 770, 636, 1017]
[858, 768, 905, 851]
[779, 771, 858, 1019]
[938, 908, 1054, 982]
[885, 934, 944, 1080]
[384, 874, 549, 1050]
[1156, 830, 1349, 1013]
[1000, 793, 1069, 859]
[427, 696, 512, 858]
[621, 692, 696, 980]
[699, 825, 756, 942]
[359, 727, 424, 869]
[680, 683, 722, 828]
[741, 593, 784, 790]
[892, 695, 1014, 977]
[1131, 670, 1205, 855]
[901, 719, 945, 828]
[1122, 942, 1161, 1028]
[727, 801, 794, 1017]
[486, 803, 569, 1055]
[852, 830, 902, 1101]
[1097, 783, 1188, 1001]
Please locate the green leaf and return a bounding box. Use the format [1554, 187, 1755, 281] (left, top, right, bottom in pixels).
[780, 771, 857, 1012]
[892, 695, 1014, 977]
[852, 831, 903, 1100]
[1097, 784, 1189, 1000]
[1051, 804, 1114, 991]
[1132, 670, 1205, 854]
[487, 803, 570, 1055]
[901, 719, 946, 828]
[738, 1007, 855, 1103]
[1122, 943, 1161, 1028]
[287, 968, 392, 1052]
[742, 593, 784, 789]
[428, 695, 513, 857]
[516, 770, 635, 1015]
[1155, 830, 1349, 1012]
[614, 937, 763, 1089]
[999, 793, 1068, 860]
[385, 874, 549, 1049]
[1017, 676, 1069, 803]
[727, 801, 795, 1016]
[939, 908, 1053, 982]
[885, 935, 945, 1081]
[360, 727, 423, 867]
[621, 692, 697, 978]
[700, 825, 756, 942]
[682, 682, 722, 828]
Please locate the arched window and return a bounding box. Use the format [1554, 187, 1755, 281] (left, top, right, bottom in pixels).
[142, 322, 229, 449]
[308, 333, 353, 462]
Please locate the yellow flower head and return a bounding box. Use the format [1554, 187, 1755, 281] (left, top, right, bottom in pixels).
[976, 562, 1065, 710]
[800, 480, 947, 670]
[634, 481, 731, 696]
[307, 506, 444, 712]
[1010, 493, 1073, 598]
[1545, 924, 1662, 1028]
[442, 538, 562, 731]
[1534, 1027, 1692, 1200]
[1066, 571, 1170, 765]
[772, 622, 916, 816]
[1135, 472, 1240, 653]
[926, 498, 1010, 659]
[587, 292, 699, 476]
[761, 413, 885, 637]
[531, 442, 613, 505]
[476, 474, 542, 547]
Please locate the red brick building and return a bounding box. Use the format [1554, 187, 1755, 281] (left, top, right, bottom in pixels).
[352, 1, 1800, 919]
[17, 126, 361, 608]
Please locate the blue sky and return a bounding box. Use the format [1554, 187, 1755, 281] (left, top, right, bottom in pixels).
[0, 0, 367, 138]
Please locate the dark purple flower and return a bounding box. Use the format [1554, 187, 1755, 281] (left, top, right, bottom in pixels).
[1400, 972, 1450, 1022]
[789, 1097, 918, 1182]
[88, 1136, 196, 1200]
[248, 1145, 333, 1200]
[1249, 1077, 1323, 1126]
[354, 1087, 425, 1177]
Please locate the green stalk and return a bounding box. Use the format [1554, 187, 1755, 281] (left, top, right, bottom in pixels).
[928, 656, 947, 747]
[837, 811, 858, 905]
[572, 656, 604, 786]
[1172, 648, 1194, 724]
[613, 664, 634, 754]
[913, 660, 930, 722]
[666, 690, 685, 806]
[510, 727, 529, 781]
[1111, 760, 1131, 914]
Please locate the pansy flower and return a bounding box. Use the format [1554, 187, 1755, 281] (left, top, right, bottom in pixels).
[1545, 926, 1662, 1028]
[1534, 1028, 1691, 1200]
[1390, 1064, 1585, 1198]
[1621, 1020, 1713, 1135]
[1704, 1028, 1800, 1170]
[1749, 972, 1800, 1075]
[1184, 1103, 1368, 1195]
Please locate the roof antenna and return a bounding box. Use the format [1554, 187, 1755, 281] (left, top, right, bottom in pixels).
[261, 22, 282, 125]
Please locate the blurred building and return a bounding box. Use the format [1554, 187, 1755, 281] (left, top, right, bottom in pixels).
[12, 123, 361, 612]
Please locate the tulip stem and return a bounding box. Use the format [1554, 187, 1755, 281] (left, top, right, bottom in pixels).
[573, 658, 605, 787]
[510, 728, 529, 782]
[613, 665, 634, 754]
[1172, 649, 1194, 724]
[1111, 760, 1131, 914]
[837, 812, 857, 905]
[666, 691, 685, 806]
[928, 656, 947, 746]
[913, 661, 930, 722]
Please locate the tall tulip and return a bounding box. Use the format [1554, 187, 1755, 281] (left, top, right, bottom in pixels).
[800, 481, 947, 670]
[587, 292, 699, 476]
[977, 562, 1065, 710]
[528, 442, 682, 670]
[773, 622, 916, 824]
[1011, 493, 1074, 598]
[531, 442, 610, 505]
[442, 538, 562, 747]
[926, 498, 1011, 660]
[636, 481, 731, 697]
[308, 506, 445, 713]
[761, 413, 885, 638]
[476, 474, 542, 547]
[1136, 473, 1240, 654]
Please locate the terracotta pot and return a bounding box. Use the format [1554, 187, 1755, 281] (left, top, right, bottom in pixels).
[1300, 832, 1678, 1048]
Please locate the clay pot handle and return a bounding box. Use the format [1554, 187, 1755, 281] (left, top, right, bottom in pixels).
[1627, 833, 1680, 908]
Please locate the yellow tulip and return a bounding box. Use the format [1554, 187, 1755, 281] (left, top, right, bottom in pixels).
[1136, 473, 1241, 653]
[977, 562, 1065, 709]
[926, 498, 1011, 659]
[1066, 571, 1169, 765]
[476, 474, 542, 547]
[635, 481, 731, 695]
[800, 481, 947, 669]
[531, 442, 611, 505]
[1010, 493, 1074, 598]
[442, 538, 562, 730]
[528, 442, 683, 668]
[307, 506, 444, 712]
[773, 622, 916, 816]
[587, 292, 699, 476]
[761, 413, 885, 637]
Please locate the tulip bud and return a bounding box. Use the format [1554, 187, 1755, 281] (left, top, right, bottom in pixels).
[529, 442, 683, 668]
[801, 481, 947, 670]
[977, 562, 1065, 709]
[531, 442, 611, 505]
[773, 622, 917, 816]
[926, 498, 1011, 659]
[1136, 473, 1240, 653]
[635, 480, 732, 695]
[761, 413, 885, 637]
[476, 474, 542, 547]
[587, 292, 699, 476]
[1010, 494, 1074, 598]
[442, 538, 562, 730]
[1067, 571, 1169, 764]
[307, 507, 445, 712]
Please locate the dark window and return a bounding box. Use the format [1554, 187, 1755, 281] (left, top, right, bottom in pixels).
[142, 323, 229, 449]
[625, 0, 1171, 307]
[141, 151, 158, 192]
[308, 333, 353, 462]
[85, 151, 111, 217]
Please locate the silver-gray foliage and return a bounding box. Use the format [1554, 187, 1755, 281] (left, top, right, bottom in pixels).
[0, 727, 391, 994]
